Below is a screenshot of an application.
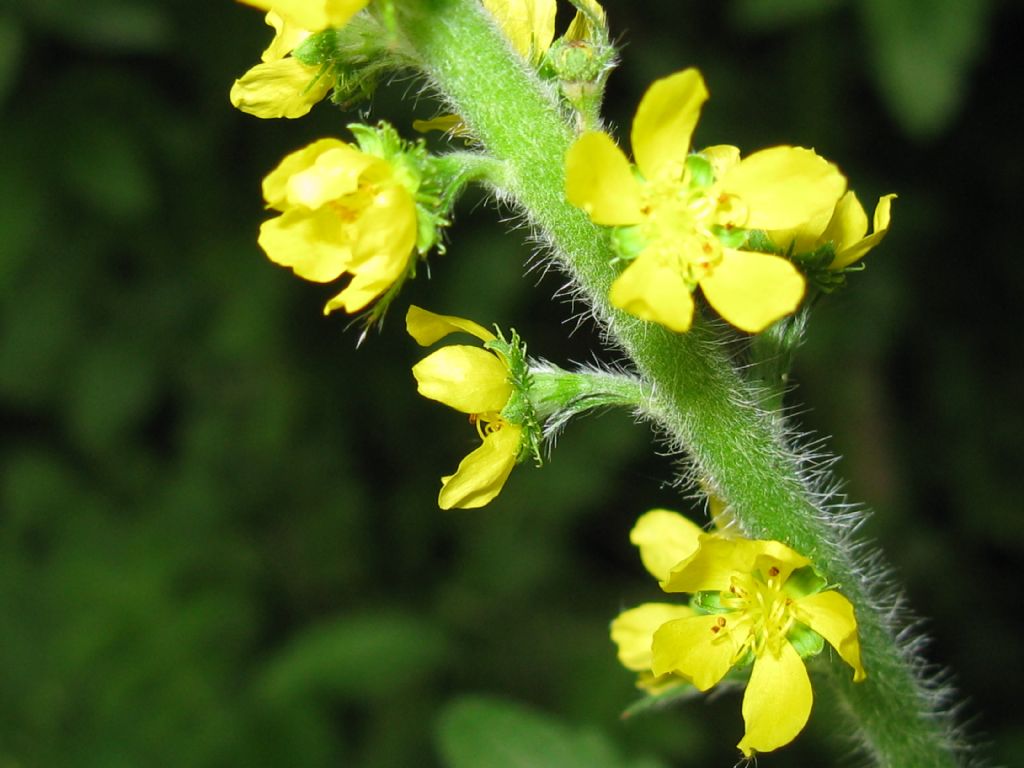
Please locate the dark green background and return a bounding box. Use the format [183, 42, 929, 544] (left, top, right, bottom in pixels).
[2, 0, 1021, 765]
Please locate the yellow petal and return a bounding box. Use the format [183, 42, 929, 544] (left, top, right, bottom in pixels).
[406, 306, 497, 346]
[237, 0, 369, 31]
[630, 509, 704, 582]
[631, 68, 708, 180]
[482, 0, 556, 61]
[439, 424, 521, 509]
[699, 144, 740, 179]
[262, 138, 345, 209]
[258, 208, 352, 282]
[663, 537, 809, 594]
[412, 346, 512, 413]
[611, 602, 694, 672]
[737, 641, 813, 756]
[699, 248, 805, 333]
[261, 11, 309, 61]
[230, 58, 331, 119]
[792, 590, 865, 681]
[650, 614, 739, 690]
[565, 0, 606, 41]
[718, 146, 847, 231]
[349, 183, 418, 266]
[609, 253, 695, 333]
[830, 193, 896, 270]
[565, 132, 643, 226]
[820, 190, 868, 254]
[284, 146, 381, 209]
[322, 183, 418, 314]
[322, 249, 406, 315]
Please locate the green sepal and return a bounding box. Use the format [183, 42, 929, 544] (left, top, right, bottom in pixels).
[610, 224, 646, 263]
[293, 28, 341, 66]
[784, 565, 828, 598]
[788, 622, 826, 660]
[487, 330, 543, 466]
[690, 590, 729, 615]
[711, 223, 749, 249]
[685, 154, 714, 189]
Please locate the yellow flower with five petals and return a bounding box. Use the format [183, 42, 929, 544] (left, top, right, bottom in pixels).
[408, 306, 525, 510]
[566, 68, 848, 333]
[612, 509, 865, 757]
[258, 136, 419, 314]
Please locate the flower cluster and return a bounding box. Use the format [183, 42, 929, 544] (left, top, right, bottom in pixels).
[231, 6, 893, 758]
[612, 509, 865, 757]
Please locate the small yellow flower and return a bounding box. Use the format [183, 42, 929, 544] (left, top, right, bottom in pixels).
[231, 1, 368, 118]
[566, 68, 848, 333]
[408, 306, 523, 509]
[772, 191, 897, 270]
[258, 137, 419, 314]
[611, 509, 865, 757]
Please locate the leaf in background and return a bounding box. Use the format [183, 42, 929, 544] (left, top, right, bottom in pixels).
[258, 613, 447, 702]
[436, 695, 667, 768]
[860, 0, 992, 139]
[730, 0, 846, 32]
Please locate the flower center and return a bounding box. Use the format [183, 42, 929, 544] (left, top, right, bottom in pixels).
[468, 412, 508, 440]
[719, 566, 795, 660]
[636, 158, 749, 286]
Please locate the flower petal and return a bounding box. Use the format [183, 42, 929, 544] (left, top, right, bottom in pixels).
[611, 602, 695, 672]
[262, 138, 346, 209]
[609, 253, 695, 332]
[737, 642, 812, 756]
[565, 132, 643, 226]
[261, 11, 309, 61]
[700, 144, 740, 179]
[258, 208, 352, 282]
[820, 190, 868, 254]
[699, 248, 805, 333]
[718, 146, 847, 231]
[830, 193, 896, 270]
[283, 146, 381, 209]
[792, 590, 866, 681]
[631, 68, 709, 180]
[482, 0, 556, 61]
[229, 58, 331, 119]
[630, 509, 704, 582]
[238, 0, 369, 32]
[663, 537, 809, 594]
[651, 614, 739, 690]
[406, 306, 496, 346]
[412, 346, 512, 414]
[438, 424, 521, 509]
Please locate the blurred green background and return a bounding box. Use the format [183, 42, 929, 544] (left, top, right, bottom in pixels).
[1, 0, 1022, 765]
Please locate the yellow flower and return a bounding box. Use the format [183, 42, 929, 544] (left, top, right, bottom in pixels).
[408, 306, 523, 509]
[231, 1, 368, 118]
[612, 509, 865, 757]
[566, 68, 848, 333]
[772, 191, 896, 270]
[258, 137, 419, 314]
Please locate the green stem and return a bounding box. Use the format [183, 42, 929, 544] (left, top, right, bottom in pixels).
[396, 1, 961, 765]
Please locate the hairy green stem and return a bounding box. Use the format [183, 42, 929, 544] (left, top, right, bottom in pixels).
[396, 1, 960, 765]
